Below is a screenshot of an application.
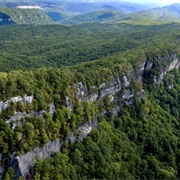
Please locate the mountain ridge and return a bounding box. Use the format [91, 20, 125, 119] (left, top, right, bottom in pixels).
[60, 3, 180, 25]
[0, 8, 54, 24]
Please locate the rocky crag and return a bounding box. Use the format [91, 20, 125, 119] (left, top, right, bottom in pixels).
[1, 53, 179, 178]
[7, 117, 98, 177]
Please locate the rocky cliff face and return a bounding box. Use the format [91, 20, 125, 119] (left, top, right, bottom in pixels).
[8, 139, 63, 177]
[3, 53, 180, 178]
[7, 117, 98, 178]
[154, 56, 180, 83]
[140, 53, 180, 84]
[4, 71, 143, 178]
[76, 74, 131, 103]
[0, 95, 33, 114]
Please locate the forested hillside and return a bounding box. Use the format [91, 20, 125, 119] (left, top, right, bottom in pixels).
[1, 3, 180, 26]
[0, 1, 180, 179]
[60, 5, 180, 25]
[1, 50, 179, 179]
[0, 22, 180, 72]
[0, 8, 54, 25]
[60, 10, 124, 24]
[0, 0, 151, 24]
[33, 69, 180, 179]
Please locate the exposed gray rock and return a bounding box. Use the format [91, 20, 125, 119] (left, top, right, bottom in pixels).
[99, 83, 106, 89]
[8, 117, 98, 178]
[49, 102, 56, 115]
[99, 76, 121, 99]
[6, 110, 45, 129]
[109, 95, 115, 102]
[0, 101, 9, 114]
[123, 76, 130, 87]
[154, 72, 166, 84]
[122, 90, 134, 106]
[145, 60, 153, 70]
[8, 139, 62, 177]
[113, 105, 120, 117]
[116, 75, 121, 84]
[4, 53, 180, 179]
[100, 84, 121, 99]
[109, 76, 118, 87]
[139, 60, 146, 72]
[122, 90, 134, 100]
[23, 95, 33, 104]
[168, 84, 174, 89]
[66, 117, 98, 144]
[167, 57, 180, 71]
[6, 112, 27, 124]
[124, 99, 134, 106]
[76, 75, 122, 103]
[76, 82, 88, 101]
[137, 62, 146, 83]
[154, 56, 180, 84]
[0, 95, 33, 114]
[87, 93, 98, 102]
[5, 101, 55, 129]
[11, 96, 23, 103]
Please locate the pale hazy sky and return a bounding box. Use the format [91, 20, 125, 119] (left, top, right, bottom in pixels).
[122, 0, 180, 6]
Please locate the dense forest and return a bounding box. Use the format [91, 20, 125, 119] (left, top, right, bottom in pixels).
[33, 70, 180, 180]
[0, 22, 180, 72]
[1, 67, 179, 179]
[0, 1, 180, 179]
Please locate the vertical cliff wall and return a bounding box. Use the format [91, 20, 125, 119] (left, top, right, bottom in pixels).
[7, 117, 98, 178]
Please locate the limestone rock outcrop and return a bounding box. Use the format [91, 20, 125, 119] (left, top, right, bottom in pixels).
[8, 117, 98, 178]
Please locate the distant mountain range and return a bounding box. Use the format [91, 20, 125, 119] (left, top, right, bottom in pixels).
[0, 0, 151, 13]
[0, 1, 180, 25]
[57, 3, 180, 25]
[60, 10, 124, 25]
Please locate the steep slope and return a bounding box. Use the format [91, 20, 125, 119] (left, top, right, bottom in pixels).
[0, 8, 54, 25]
